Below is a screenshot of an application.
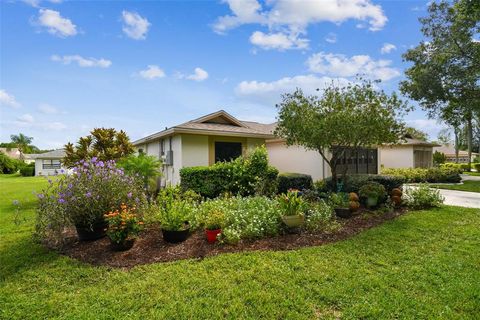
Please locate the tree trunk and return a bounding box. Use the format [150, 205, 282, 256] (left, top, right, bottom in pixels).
[454, 126, 460, 163]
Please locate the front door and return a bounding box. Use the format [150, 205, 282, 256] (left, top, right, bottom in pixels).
[214, 141, 242, 162]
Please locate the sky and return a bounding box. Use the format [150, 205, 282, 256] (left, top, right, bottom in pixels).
[0, 0, 448, 149]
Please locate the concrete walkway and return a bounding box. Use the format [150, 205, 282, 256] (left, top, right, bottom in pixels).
[405, 185, 480, 209]
[461, 174, 480, 181]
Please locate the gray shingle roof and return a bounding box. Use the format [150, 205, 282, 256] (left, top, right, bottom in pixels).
[35, 149, 66, 159]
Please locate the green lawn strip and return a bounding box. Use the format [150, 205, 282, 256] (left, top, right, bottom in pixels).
[464, 172, 480, 176]
[1, 174, 479, 319]
[429, 180, 480, 193]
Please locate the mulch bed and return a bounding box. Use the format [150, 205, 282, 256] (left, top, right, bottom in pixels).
[60, 208, 407, 269]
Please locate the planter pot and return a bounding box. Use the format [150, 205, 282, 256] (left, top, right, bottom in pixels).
[281, 214, 304, 228]
[366, 197, 378, 208]
[110, 238, 135, 251]
[75, 220, 107, 241]
[162, 223, 190, 243]
[334, 208, 352, 219]
[205, 229, 222, 243]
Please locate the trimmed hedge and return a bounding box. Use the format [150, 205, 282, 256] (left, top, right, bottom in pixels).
[474, 163, 480, 171]
[180, 146, 278, 198]
[381, 167, 461, 183]
[440, 162, 469, 173]
[325, 174, 405, 194]
[277, 173, 313, 194]
[20, 164, 35, 177]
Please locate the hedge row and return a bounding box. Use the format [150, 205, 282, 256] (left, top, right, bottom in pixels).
[180, 146, 278, 198]
[277, 173, 313, 193]
[381, 167, 461, 183]
[20, 164, 35, 176]
[324, 174, 405, 194]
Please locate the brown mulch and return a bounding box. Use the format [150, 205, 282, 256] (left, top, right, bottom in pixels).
[60, 208, 407, 269]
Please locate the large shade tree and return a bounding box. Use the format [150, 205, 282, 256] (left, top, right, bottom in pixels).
[275, 80, 409, 191]
[400, 0, 480, 167]
[64, 128, 135, 167]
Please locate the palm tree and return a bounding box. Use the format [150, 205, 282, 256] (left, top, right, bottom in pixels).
[10, 133, 33, 159]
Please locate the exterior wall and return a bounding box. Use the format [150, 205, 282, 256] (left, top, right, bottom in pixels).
[246, 138, 265, 152]
[34, 159, 68, 176]
[266, 141, 327, 181]
[379, 145, 414, 169]
[182, 134, 209, 167]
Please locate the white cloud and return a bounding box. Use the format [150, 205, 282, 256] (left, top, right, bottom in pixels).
[42, 122, 67, 131]
[17, 113, 35, 124]
[406, 118, 448, 139]
[0, 89, 21, 108]
[38, 103, 59, 114]
[249, 31, 308, 50]
[306, 52, 400, 81]
[213, 0, 387, 50]
[236, 74, 350, 104]
[36, 9, 77, 37]
[51, 55, 112, 68]
[186, 68, 209, 81]
[138, 65, 166, 80]
[380, 43, 396, 54]
[325, 32, 337, 44]
[24, 0, 63, 8]
[121, 11, 150, 40]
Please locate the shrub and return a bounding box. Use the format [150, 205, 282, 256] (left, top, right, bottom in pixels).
[473, 163, 480, 171]
[433, 151, 446, 166]
[277, 190, 307, 216]
[19, 163, 35, 176]
[439, 163, 465, 174]
[277, 173, 313, 194]
[104, 204, 143, 244]
[325, 174, 405, 194]
[381, 167, 461, 183]
[158, 199, 194, 231]
[403, 185, 444, 209]
[304, 200, 334, 232]
[0, 151, 23, 174]
[328, 192, 350, 208]
[117, 153, 162, 193]
[203, 209, 225, 230]
[180, 146, 278, 198]
[359, 182, 386, 201]
[35, 158, 148, 247]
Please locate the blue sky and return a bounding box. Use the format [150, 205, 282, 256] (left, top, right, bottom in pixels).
[1, 0, 446, 149]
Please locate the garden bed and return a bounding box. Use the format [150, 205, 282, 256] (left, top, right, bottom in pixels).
[61, 208, 406, 268]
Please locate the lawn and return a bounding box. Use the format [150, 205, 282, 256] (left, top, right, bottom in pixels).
[430, 180, 480, 193]
[1, 175, 479, 319]
[464, 171, 480, 176]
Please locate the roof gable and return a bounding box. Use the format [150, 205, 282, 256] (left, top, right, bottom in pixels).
[190, 110, 246, 128]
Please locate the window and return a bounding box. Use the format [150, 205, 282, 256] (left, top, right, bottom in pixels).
[333, 147, 378, 174]
[214, 142, 242, 163]
[42, 159, 61, 170]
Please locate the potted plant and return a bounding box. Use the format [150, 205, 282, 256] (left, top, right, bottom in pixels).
[160, 199, 192, 243]
[104, 203, 143, 251]
[330, 192, 352, 218]
[204, 209, 225, 243]
[359, 182, 386, 208]
[278, 190, 306, 227]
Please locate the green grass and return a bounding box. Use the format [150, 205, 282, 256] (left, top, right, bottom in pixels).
[1, 174, 479, 319]
[464, 171, 480, 176]
[430, 180, 480, 193]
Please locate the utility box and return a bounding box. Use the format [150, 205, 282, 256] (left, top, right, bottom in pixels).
[165, 150, 173, 166]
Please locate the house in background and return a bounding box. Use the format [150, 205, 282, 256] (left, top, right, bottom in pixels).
[433, 144, 479, 163]
[34, 149, 68, 176]
[380, 137, 440, 169]
[0, 147, 37, 164]
[133, 110, 381, 185]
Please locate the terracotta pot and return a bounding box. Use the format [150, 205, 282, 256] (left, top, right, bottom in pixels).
[110, 238, 135, 251]
[334, 208, 352, 219]
[75, 220, 107, 241]
[281, 214, 304, 228]
[162, 223, 190, 243]
[205, 229, 221, 243]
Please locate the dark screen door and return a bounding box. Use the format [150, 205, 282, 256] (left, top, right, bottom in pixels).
[215, 142, 242, 162]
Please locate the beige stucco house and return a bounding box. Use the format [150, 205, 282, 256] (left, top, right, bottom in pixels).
[433, 144, 479, 163]
[133, 110, 382, 185]
[380, 138, 440, 169]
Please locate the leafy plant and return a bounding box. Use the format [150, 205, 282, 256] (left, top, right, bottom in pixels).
[117, 153, 162, 196]
[203, 209, 225, 230]
[304, 200, 335, 232]
[104, 204, 143, 244]
[359, 182, 386, 200]
[328, 192, 350, 208]
[0, 151, 23, 174]
[403, 185, 445, 209]
[277, 190, 306, 216]
[158, 196, 193, 231]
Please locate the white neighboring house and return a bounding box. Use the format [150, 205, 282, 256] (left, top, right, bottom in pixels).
[380, 138, 440, 169]
[34, 149, 68, 176]
[433, 144, 479, 163]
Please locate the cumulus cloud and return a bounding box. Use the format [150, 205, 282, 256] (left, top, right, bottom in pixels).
[121, 11, 150, 40]
[138, 65, 166, 80]
[381, 43, 396, 54]
[406, 118, 447, 139]
[17, 113, 35, 124]
[185, 68, 209, 81]
[236, 74, 350, 104]
[213, 0, 387, 50]
[51, 55, 112, 68]
[325, 32, 337, 44]
[14, 113, 67, 131]
[38, 103, 59, 114]
[249, 31, 308, 50]
[36, 9, 77, 37]
[0, 89, 21, 108]
[306, 52, 400, 81]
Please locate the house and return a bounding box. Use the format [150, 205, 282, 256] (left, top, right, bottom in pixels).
[34, 149, 68, 176]
[0, 147, 37, 164]
[433, 144, 479, 163]
[380, 137, 440, 169]
[133, 110, 381, 185]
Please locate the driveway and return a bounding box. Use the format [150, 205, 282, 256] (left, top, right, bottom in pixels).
[461, 174, 480, 181]
[405, 185, 480, 209]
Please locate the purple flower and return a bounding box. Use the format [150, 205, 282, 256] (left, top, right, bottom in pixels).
[97, 161, 105, 167]
[60, 169, 65, 173]
[91, 157, 98, 163]
[58, 198, 65, 204]
[85, 192, 92, 198]
[127, 192, 132, 198]
[37, 193, 45, 199]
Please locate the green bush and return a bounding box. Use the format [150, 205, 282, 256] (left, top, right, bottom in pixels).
[277, 173, 313, 194]
[19, 163, 35, 177]
[440, 163, 466, 173]
[359, 182, 387, 201]
[403, 185, 444, 209]
[0, 151, 23, 174]
[473, 163, 480, 171]
[180, 146, 278, 198]
[382, 167, 461, 183]
[325, 174, 405, 194]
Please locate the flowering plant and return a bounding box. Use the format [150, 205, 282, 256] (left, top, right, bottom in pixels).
[35, 158, 147, 246]
[277, 189, 306, 216]
[104, 204, 143, 243]
[203, 209, 225, 230]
